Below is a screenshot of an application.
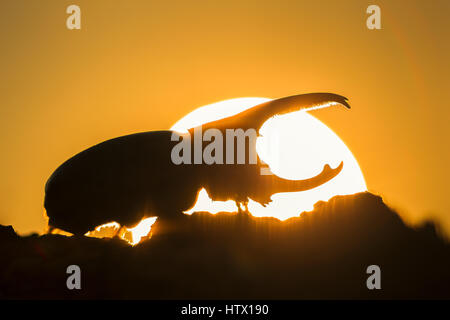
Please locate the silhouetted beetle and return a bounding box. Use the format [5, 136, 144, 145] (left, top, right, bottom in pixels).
[44, 93, 350, 235]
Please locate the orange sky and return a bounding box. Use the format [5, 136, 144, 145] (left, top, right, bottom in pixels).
[0, 0, 449, 236]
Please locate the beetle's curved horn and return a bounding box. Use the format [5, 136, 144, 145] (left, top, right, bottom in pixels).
[196, 93, 350, 132]
[266, 162, 344, 193]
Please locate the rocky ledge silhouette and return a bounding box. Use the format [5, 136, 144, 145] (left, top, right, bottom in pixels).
[0, 192, 449, 299]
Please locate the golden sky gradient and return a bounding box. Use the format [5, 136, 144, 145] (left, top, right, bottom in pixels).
[0, 0, 449, 236]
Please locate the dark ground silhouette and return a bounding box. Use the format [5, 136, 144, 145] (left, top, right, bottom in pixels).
[1, 192, 449, 299]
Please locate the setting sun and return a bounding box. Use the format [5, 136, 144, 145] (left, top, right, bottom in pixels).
[173, 98, 367, 220]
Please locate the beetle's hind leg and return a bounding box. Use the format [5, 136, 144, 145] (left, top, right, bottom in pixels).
[113, 225, 127, 239]
[235, 199, 250, 215]
[46, 225, 55, 234]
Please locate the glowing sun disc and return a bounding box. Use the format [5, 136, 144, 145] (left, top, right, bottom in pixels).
[172, 97, 367, 220]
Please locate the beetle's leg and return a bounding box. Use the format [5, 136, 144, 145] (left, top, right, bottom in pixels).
[243, 200, 249, 214]
[114, 225, 126, 239]
[235, 201, 250, 214]
[46, 225, 54, 234]
[235, 201, 243, 214]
